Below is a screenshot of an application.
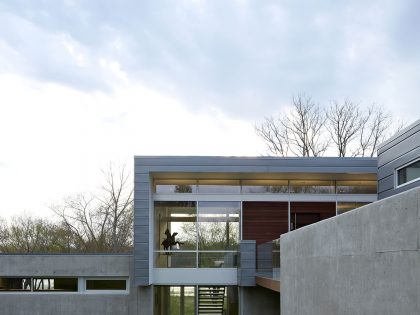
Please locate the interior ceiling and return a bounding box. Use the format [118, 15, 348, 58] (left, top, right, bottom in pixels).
[151, 172, 377, 181]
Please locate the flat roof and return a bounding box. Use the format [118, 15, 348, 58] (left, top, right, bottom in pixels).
[135, 156, 377, 180]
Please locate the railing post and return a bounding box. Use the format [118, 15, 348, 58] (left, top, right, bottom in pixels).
[237, 240, 256, 286]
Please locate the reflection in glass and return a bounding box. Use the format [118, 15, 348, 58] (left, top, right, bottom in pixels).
[155, 251, 197, 268]
[198, 252, 238, 268]
[155, 201, 197, 251]
[241, 180, 288, 193]
[154, 286, 196, 315]
[256, 238, 280, 280]
[337, 202, 369, 215]
[397, 160, 420, 186]
[336, 181, 377, 194]
[33, 278, 78, 292]
[154, 180, 197, 194]
[198, 202, 240, 251]
[197, 180, 240, 194]
[289, 180, 334, 194]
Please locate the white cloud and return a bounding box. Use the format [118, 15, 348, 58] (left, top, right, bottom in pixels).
[0, 0, 419, 219]
[0, 73, 265, 218]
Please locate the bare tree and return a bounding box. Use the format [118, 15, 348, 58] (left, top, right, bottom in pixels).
[326, 100, 362, 157]
[256, 95, 329, 157]
[50, 165, 133, 253]
[352, 105, 393, 157]
[257, 95, 404, 157]
[100, 165, 133, 252]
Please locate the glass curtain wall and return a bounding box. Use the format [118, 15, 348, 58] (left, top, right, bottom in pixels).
[198, 202, 240, 268]
[154, 286, 196, 315]
[154, 179, 377, 195]
[154, 286, 238, 315]
[155, 201, 197, 268]
[154, 201, 240, 268]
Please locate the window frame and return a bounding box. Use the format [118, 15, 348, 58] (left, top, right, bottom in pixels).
[395, 157, 420, 188]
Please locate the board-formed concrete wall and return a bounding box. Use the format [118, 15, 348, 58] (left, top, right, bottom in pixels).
[281, 187, 420, 315]
[0, 254, 140, 315]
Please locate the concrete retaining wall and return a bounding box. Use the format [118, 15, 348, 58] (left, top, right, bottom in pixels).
[0, 254, 140, 315]
[281, 187, 420, 315]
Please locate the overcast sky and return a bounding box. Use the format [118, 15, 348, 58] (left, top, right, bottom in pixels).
[0, 0, 419, 218]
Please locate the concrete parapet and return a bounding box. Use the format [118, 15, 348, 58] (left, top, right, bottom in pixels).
[281, 187, 420, 315]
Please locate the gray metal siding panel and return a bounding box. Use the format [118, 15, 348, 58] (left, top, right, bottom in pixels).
[378, 175, 394, 195]
[135, 156, 377, 169]
[134, 170, 151, 286]
[378, 130, 420, 168]
[378, 120, 420, 199]
[378, 146, 420, 180]
[378, 119, 420, 154]
[138, 165, 377, 175]
[378, 180, 420, 199]
[238, 240, 256, 286]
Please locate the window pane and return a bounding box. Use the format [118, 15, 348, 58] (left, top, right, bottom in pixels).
[336, 181, 377, 194]
[337, 202, 369, 215]
[241, 180, 288, 193]
[86, 279, 126, 290]
[198, 252, 238, 268]
[155, 251, 197, 268]
[154, 180, 197, 194]
[155, 201, 197, 251]
[290, 180, 334, 194]
[33, 278, 78, 292]
[398, 160, 420, 185]
[197, 180, 240, 194]
[154, 286, 196, 315]
[0, 278, 31, 291]
[198, 202, 240, 250]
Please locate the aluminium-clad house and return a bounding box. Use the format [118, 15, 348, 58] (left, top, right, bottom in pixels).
[134, 155, 378, 314]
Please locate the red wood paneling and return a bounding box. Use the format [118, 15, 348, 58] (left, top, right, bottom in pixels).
[242, 202, 288, 245]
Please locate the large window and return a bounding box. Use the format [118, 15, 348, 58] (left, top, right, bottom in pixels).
[397, 159, 420, 187]
[154, 179, 377, 195]
[154, 201, 240, 268]
[198, 202, 239, 268]
[289, 180, 334, 194]
[336, 181, 377, 194]
[154, 180, 197, 194]
[154, 286, 238, 315]
[155, 201, 197, 268]
[241, 180, 288, 193]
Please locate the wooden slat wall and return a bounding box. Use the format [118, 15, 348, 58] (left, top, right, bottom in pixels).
[242, 202, 288, 245]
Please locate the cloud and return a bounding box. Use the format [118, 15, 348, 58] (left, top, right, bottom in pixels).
[0, 0, 419, 121]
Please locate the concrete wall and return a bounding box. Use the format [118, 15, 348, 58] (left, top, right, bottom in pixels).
[0, 254, 140, 315]
[242, 286, 279, 315]
[281, 187, 420, 315]
[378, 119, 420, 199]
